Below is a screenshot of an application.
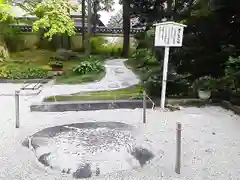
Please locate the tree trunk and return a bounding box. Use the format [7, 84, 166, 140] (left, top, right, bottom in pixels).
[0, 35, 9, 62]
[85, 0, 92, 56]
[82, 0, 86, 51]
[167, 0, 173, 20]
[92, 0, 98, 36]
[122, 0, 130, 58]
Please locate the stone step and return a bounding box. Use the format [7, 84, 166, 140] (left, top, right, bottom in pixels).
[21, 83, 43, 90]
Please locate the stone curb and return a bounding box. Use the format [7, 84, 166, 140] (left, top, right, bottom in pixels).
[211, 99, 240, 115]
[30, 97, 240, 114]
[30, 98, 210, 112]
[30, 100, 154, 112]
[0, 78, 53, 84]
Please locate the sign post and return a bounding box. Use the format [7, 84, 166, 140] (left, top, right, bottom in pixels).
[153, 21, 186, 109]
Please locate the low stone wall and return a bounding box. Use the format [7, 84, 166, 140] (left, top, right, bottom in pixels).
[18, 33, 136, 51]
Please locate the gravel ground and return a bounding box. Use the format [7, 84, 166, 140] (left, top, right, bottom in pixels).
[0, 59, 240, 179]
[0, 100, 240, 180]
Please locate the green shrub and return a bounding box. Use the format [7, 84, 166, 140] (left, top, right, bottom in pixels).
[211, 56, 240, 102]
[131, 49, 158, 68]
[72, 61, 104, 75]
[3, 27, 23, 52]
[0, 66, 49, 79]
[90, 36, 123, 57]
[141, 63, 192, 98]
[192, 76, 217, 91]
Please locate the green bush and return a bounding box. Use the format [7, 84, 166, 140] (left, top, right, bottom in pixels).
[131, 49, 158, 68]
[3, 27, 23, 52]
[211, 56, 240, 103]
[72, 61, 104, 75]
[143, 67, 192, 98]
[0, 66, 49, 79]
[91, 36, 123, 57]
[192, 76, 217, 91]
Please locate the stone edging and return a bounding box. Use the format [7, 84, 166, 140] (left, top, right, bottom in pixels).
[30, 98, 208, 112]
[30, 100, 154, 112]
[30, 98, 240, 114]
[0, 78, 53, 83]
[212, 99, 240, 115]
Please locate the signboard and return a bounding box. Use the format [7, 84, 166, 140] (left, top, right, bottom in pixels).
[153, 21, 186, 109]
[154, 22, 186, 47]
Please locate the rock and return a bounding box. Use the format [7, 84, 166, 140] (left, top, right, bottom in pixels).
[166, 104, 181, 111]
[131, 147, 154, 166]
[55, 49, 79, 60]
[96, 166, 100, 176]
[38, 152, 51, 166]
[72, 163, 92, 179]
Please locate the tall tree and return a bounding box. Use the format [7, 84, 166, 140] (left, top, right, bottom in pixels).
[85, 0, 92, 55]
[0, 0, 13, 61]
[84, 0, 114, 55]
[32, 0, 77, 40]
[82, 0, 86, 50]
[122, 0, 130, 57]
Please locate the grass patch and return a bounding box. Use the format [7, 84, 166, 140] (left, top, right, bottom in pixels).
[44, 85, 143, 102]
[55, 71, 106, 84]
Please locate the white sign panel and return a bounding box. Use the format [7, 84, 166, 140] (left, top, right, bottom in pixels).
[154, 22, 186, 47]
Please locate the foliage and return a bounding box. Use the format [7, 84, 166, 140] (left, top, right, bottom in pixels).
[128, 48, 192, 97]
[0, 66, 49, 79]
[91, 36, 123, 57]
[192, 76, 217, 91]
[143, 67, 192, 98]
[72, 59, 104, 75]
[0, 0, 13, 22]
[3, 27, 23, 52]
[32, 0, 77, 40]
[130, 49, 159, 72]
[91, 36, 107, 51]
[214, 56, 240, 94]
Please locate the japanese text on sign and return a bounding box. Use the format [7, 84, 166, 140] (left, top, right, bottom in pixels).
[154, 24, 184, 47]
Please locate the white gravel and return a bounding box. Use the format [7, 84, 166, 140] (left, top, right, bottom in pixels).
[0, 100, 240, 180]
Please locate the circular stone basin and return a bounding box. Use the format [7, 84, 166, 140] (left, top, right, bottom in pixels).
[22, 122, 154, 179]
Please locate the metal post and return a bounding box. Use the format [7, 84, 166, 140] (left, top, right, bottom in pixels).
[161, 46, 170, 109]
[15, 90, 20, 128]
[175, 122, 182, 174]
[143, 91, 146, 123]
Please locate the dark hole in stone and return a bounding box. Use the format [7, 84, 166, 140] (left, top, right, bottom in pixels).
[72, 163, 92, 179]
[38, 152, 51, 167]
